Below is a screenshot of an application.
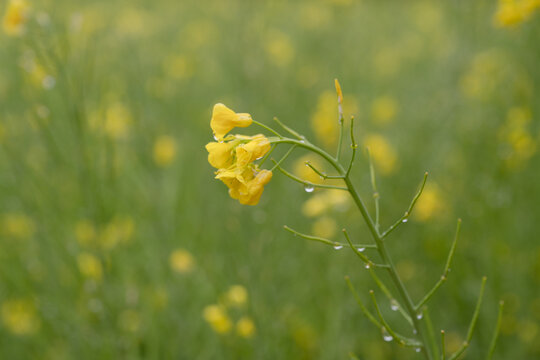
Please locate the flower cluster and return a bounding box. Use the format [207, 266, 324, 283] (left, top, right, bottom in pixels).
[206, 104, 272, 205]
[494, 0, 540, 27]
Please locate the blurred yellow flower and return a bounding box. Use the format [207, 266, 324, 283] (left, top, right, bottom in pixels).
[104, 103, 131, 139]
[499, 106, 537, 170]
[225, 285, 248, 307]
[312, 216, 337, 239]
[3, 0, 29, 36]
[75, 220, 96, 246]
[1, 299, 40, 336]
[169, 249, 195, 274]
[153, 135, 177, 167]
[203, 304, 232, 334]
[77, 253, 103, 281]
[99, 216, 135, 249]
[211, 103, 252, 141]
[494, 0, 540, 27]
[363, 134, 398, 175]
[163, 55, 194, 80]
[371, 96, 398, 125]
[302, 189, 349, 218]
[414, 185, 445, 222]
[2, 213, 35, 239]
[118, 309, 140, 333]
[236, 316, 256, 338]
[311, 91, 358, 148]
[265, 30, 294, 67]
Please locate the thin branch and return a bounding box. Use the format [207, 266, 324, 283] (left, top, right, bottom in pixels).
[305, 161, 344, 180]
[381, 172, 428, 238]
[441, 331, 446, 360]
[346, 116, 357, 177]
[273, 162, 348, 190]
[252, 119, 283, 138]
[486, 301, 504, 360]
[258, 144, 276, 166]
[345, 277, 382, 329]
[368, 267, 413, 326]
[423, 307, 440, 360]
[284, 225, 375, 250]
[366, 147, 380, 231]
[415, 219, 462, 311]
[273, 117, 304, 140]
[448, 276, 487, 360]
[270, 145, 297, 171]
[369, 290, 423, 348]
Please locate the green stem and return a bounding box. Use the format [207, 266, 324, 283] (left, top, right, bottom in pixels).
[486, 301, 504, 360]
[253, 120, 283, 138]
[272, 135, 433, 359]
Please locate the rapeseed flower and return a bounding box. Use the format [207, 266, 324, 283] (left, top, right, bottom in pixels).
[2, 213, 35, 239]
[211, 103, 252, 141]
[494, 0, 540, 27]
[363, 134, 398, 175]
[236, 316, 256, 338]
[3, 0, 29, 36]
[203, 304, 232, 334]
[225, 285, 248, 307]
[169, 249, 195, 274]
[207, 107, 273, 206]
[77, 253, 103, 281]
[153, 135, 177, 167]
[1, 299, 40, 335]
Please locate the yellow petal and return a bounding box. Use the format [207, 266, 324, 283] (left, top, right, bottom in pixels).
[210, 103, 252, 140]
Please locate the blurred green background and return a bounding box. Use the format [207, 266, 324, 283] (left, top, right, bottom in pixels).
[0, 0, 539, 358]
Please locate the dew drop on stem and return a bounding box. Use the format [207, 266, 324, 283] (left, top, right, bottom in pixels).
[304, 185, 314, 193]
[381, 327, 393, 342]
[333, 245, 343, 250]
[357, 247, 365, 252]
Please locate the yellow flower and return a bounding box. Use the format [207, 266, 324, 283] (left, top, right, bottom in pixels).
[104, 103, 132, 139]
[1, 299, 40, 336]
[75, 220, 96, 246]
[312, 216, 337, 239]
[371, 96, 398, 125]
[415, 185, 445, 222]
[311, 91, 358, 148]
[494, 0, 540, 27]
[363, 134, 398, 175]
[206, 141, 235, 169]
[210, 103, 252, 141]
[153, 135, 177, 167]
[302, 189, 349, 217]
[3, 0, 29, 36]
[231, 169, 273, 206]
[169, 249, 195, 274]
[2, 213, 35, 239]
[265, 30, 294, 67]
[225, 285, 248, 307]
[235, 134, 271, 168]
[236, 316, 256, 338]
[77, 253, 103, 281]
[203, 304, 232, 334]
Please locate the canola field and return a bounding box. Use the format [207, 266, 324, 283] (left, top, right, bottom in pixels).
[0, 0, 539, 359]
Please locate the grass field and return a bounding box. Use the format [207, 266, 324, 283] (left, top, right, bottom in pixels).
[0, 0, 539, 359]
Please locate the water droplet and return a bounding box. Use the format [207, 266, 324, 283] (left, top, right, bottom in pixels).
[413, 329, 418, 335]
[304, 185, 314, 193]
[357, 247, 365, 252]
[299, 140, 306, 144]
[415, 348, 421, 353]
[402, 218, 408, 223]
[381, 328, 393, 342]
[333, 245, 343, 250]
[365, 263, 371, 269]
[390, 299, 399, 311]
[416, 313, 423, 320]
